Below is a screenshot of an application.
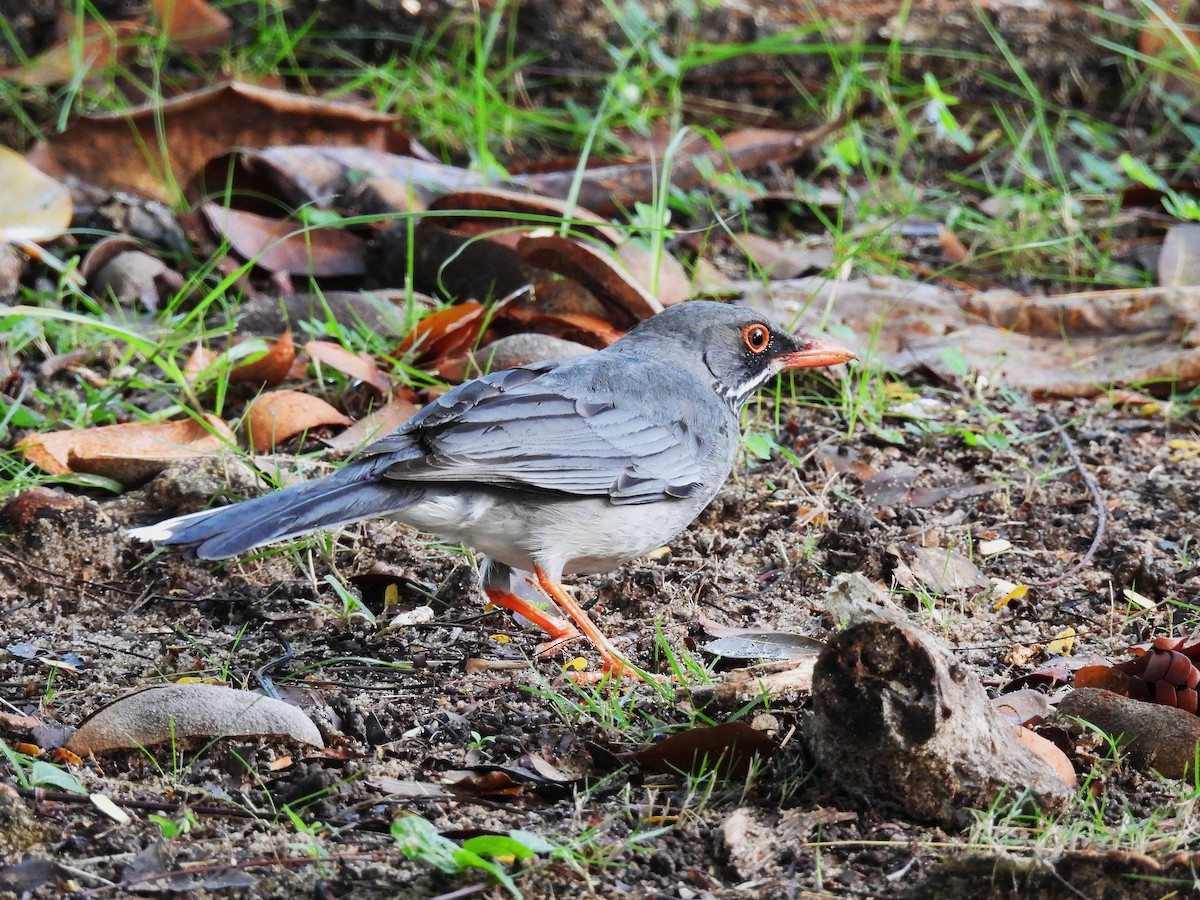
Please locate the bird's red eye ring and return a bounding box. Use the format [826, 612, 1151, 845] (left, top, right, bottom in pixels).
[742, 323, 770, 354]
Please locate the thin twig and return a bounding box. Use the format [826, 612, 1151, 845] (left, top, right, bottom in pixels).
[1026, 413, 1107, 589]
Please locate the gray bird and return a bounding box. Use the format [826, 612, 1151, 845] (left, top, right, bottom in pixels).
[130, 301, 855, 677]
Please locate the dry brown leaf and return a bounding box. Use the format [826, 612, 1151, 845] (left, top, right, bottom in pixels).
[613, 239, 691, 306]
[0, 147, 73, 244]
[150, 0, 231, 52]
[991, 689, 1054, 726]
[368, 777, 454, 800]
[889, 543, 988, 596]
[1012, 726, 1076, 786]
[245, 389, 351, 452]
[394, 301, 488, 362]
[80, 237, 172, 311]
[183, 344, 220, 380]
[191, 145, 462, 212]
[428, 187, 623, 246]
[699, 627, 824, 662]
[17, 414, 234, 484]
[304, 340, 392, 393]
[199, 204, 366, 277]
[937, 224, 971, 264]
[629, 722, 775, 779]
[28, 82, 410, 202]
[732, 232, 839, 280]
[66, 683, 323, 754]
[502, 304, 624, 347]
[2, 20, 147, 88]
[512, 124, 840, 215]
[1074, 665, 1135, 694]
[433, 332, 593, 383]
[321, 396, 421, 453]
[230, 331, 296, 387]
[517, 235, 663, 323]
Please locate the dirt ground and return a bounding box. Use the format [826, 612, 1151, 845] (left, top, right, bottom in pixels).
[3, 385, 1200, 898]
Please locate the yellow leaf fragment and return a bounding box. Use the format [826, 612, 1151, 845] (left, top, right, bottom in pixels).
[1048, 627, 1075, 656]
[991, 578, 1028, 609]
[1168, 439, 1200, 462]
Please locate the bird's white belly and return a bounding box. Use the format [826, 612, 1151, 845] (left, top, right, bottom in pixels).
[390, 487, 705, 576]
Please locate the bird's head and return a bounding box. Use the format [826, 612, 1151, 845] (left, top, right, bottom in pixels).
[622, 301, 857, 411]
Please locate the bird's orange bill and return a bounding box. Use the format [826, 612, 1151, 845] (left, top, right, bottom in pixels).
[779, 338, 857, 370]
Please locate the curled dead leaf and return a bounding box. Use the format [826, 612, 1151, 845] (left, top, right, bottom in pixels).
[629, 722, 775, 779]
[394, 301, 487, 362]
[230, 331, 296, 387]
[429, 187, 623, 246]
[304, 340, 391, 393]
[245, 389, 351, 452]
[29, 81, 411, 202]
[17, 415, 234, 484]
[517, 234, 663, 323]
[66, 683, 323, 755]
[200, 204, 366, 277]
[511, 125, 837, 215]
[321, 396, 421, 453]
[1012, 726, 1076, 786]
[613, 239, 691, 306]
[1, 20, 147, 88]
[82, 241, 173, 311]
[184, 344, 220, 380]
[501, 303, 624, 347]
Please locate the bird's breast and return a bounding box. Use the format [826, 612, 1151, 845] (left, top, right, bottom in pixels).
[387, 485, 715, 577]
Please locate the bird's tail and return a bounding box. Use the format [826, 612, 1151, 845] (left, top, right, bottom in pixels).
[127, 457, 409, 560]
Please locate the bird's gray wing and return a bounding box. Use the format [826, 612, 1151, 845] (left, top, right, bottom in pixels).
[361, 360, 724, 505]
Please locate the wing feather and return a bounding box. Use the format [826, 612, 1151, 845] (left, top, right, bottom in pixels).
[364, 356, 727, 505]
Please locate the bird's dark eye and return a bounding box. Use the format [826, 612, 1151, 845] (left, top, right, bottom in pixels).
[742, 324, 770, 354]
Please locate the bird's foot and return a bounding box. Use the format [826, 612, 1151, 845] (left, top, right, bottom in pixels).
[567, 659, 671, 684]
[564, 648, 676, 683]
[535, 630, 583, 658]
[529, 567, 674, 683]
[484, 587, 581, 656]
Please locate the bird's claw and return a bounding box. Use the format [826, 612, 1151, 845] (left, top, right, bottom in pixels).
[535, 629, 582, 658]
[566, 656, 672, 683]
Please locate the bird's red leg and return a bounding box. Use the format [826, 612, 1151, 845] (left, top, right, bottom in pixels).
[533, 567, 641, 680]
[483, 587, 581, 657]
